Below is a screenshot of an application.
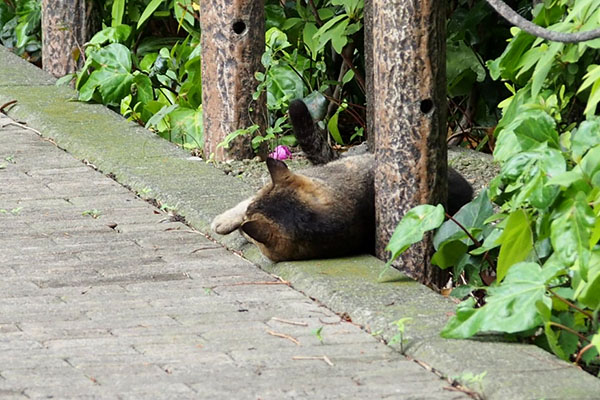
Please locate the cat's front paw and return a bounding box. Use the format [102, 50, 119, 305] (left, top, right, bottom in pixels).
[211, 197, 253, 235]
[211, 212, 242, 235]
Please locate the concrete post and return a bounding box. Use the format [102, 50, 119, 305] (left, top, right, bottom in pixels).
[370, 1, 448, 287]
[41, 0, 98, 78]
[200, 0, 267, 161]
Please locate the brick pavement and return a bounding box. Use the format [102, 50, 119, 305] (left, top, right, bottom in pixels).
[0, 115, 466, 399]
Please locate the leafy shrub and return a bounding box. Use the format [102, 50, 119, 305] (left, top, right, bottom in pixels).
[68, 0, 202, 149]
[221, 0, 366, 153]
[387, 0, 600, 373]
[0, 0, 41, 63]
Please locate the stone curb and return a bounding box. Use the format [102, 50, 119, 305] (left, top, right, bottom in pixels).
[1, 45, 598, 399]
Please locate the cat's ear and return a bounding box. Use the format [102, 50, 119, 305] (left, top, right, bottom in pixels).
[241, 219, 273, 244]
[266, 157, 293, 185]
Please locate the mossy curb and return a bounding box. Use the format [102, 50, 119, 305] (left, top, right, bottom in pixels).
[1, 46, 599, 399]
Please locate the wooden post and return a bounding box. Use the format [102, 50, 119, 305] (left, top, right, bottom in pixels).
[41, 0, 98, 77]
[201, 0, 267, 161]
[364, 0, 374, 151]
[370, 1, 448, 287]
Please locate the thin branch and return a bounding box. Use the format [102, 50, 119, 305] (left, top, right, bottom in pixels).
[486, 0, 600, 43]
[266, 330, 300, 345]
[322, 93, 366, 129]
[177, 3, 201, 23]
[307, 0, 323, 26]
[271, 317, 308, 327]
[548, 288, 594, 320]
[292, 355, 334, 366]
[338, 49, 365, 93]
[4, 121, 43, 136]
[0, 100, 17, 114]
[444, 212, 497, 271]
[548, 322, 590, 344]
[207, 280, 290, 290]
[575, 343, 597, 365]
[444, 213, 481, 247]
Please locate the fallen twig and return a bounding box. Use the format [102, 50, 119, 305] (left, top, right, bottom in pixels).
[292, 355, 334, 366]
[4, 121, 43, 136]
[266, 329, 300, 345]
[318, 316, 342, 325]
[209, 280, 290, 290]
[0, 99, 17, 114]
[271, 317, 308, 327]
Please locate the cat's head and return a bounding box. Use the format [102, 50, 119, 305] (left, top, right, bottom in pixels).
[240, 158, 334, 261]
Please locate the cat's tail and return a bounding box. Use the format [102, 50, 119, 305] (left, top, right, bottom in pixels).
[288, 99, 338, 165]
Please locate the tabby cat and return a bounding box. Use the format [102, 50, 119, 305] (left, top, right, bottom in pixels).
[211, 100, 473, 261]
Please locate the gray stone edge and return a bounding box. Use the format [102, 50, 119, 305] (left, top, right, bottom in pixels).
[1, 46, 598, 399]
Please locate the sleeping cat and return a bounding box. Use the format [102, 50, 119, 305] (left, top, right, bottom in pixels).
[211, 99, 473, 262]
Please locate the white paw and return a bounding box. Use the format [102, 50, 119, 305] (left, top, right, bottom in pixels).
[211, 197, 253, 235]
[211, 211, 242, 235]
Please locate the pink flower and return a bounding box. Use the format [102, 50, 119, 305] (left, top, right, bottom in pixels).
[269, 145, 292, 160]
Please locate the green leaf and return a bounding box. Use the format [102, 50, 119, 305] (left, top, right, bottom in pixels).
[531, 42, 562, 98]
[578, 64, 600, 93]
[551, 193, 595, 273]
[591, 333, 600, 354]
[450, 285, 475, 299]
[431, 240, 469, 270]
[544, 322, 569, 361]
[386, 204, 445, 263]
[571, 119, 600, 161]
[547, 168, 585, 187]
[78, 43, 134, 106]
[145, 103, 178, 131]
[442, 262, 551, 338]
[496, 210, 533, 282]
[137, 0, 164, 29]
[494, 109, 559, 162]
[302, 22, 319, 60]
[433, 190, 493, 249]
[329, 19, 349, 54]
[303, 91, 328, 121]
[55, 73, 75, 87]
[266, 65, 304, 109]
[577, 252, 600, 309]
[92, 43, 132, 73]
[583, 79, 600, 117]
[169, 106, 203, 148]
[314, 14, 348, 54]
[174, 0, 195, 27]
[83, 69, 134, 106]
[266, 27, 291, 53]
[580, 145, 600, 178]
[487, 31, 535, 81]
[89, 25, 132, 45]
[111, 0, 125, 27]
[342, 69, 355, 85]
[327, 111, 344, 145]
[446, 41, 486, 97]
[132, 73, 153, 106]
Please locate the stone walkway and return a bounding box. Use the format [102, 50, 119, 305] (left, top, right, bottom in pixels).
[0, 115, 467, 399]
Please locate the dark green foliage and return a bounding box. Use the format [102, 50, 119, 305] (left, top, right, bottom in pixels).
[0, 0, 41, 63]
[70, 0, 202, 149]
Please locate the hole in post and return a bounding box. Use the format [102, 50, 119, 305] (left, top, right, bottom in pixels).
[232, 20, 247, 35]
[420, 99, 434, 114]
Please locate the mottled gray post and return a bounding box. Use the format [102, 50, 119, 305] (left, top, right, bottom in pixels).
[41, 0, 98, 77]
[370, 1, 447, 287]
[200, 0, 267, 161]
[364, 0, 374, 151]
